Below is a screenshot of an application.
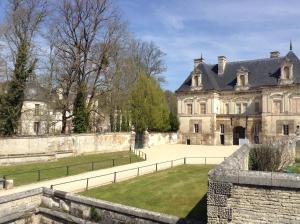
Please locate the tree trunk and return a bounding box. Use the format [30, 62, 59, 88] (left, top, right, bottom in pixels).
[61, 110, 67, 134]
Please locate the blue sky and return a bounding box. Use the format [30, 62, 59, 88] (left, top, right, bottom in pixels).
[116, 0, 300, 91]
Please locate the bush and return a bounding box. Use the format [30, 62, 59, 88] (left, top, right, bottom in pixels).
[249, 140, 295, 172]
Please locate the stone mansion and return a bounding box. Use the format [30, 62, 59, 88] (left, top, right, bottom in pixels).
[176, 47, 300, 145]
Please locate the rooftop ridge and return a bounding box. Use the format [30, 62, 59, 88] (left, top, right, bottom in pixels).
[202, 56, 284, 66]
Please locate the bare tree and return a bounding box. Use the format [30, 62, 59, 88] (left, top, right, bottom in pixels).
[0, 0, 47, 136]
[127, 39, 167, 83]
[51, 0, 129, 133]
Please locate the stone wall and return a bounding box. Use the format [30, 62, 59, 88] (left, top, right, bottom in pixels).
[0, 188, 181, 224]
[208, 144, 300, 224]
[146, 132, 178, 147]
[0, 133, 132, 165]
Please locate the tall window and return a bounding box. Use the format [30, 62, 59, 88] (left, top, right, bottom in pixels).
[34, 122, 40, 135]
[283, 124, 289, 135]
[187, 104, 193, 115]
[236, 103, 241, 114]
[242, 103, 248, 113]
[220, 124, 225, 134]
[225, 103, 229, 114]
[273, 100, 282, 113]
[194, 124, 199, 133]
[200, 103, 206, 114]
[255, 102, 260, 113]
[35, 104, 40, 116]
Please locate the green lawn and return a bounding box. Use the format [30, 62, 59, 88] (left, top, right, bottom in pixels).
[0, 151, 143, 186]
[81, 165, 213, 222]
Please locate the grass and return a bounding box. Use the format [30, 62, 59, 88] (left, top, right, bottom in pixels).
[0, 151, 144, 186]
[81, 165, 213, 221]
[283, 162, 300, 174]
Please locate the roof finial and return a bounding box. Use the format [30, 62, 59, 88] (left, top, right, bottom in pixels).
[290, 40, 293, 51]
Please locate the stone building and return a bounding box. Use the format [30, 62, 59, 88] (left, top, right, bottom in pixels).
[12, 78, 109, 136]
[19, 79, 64, 135]
[176, 46, 300, 145]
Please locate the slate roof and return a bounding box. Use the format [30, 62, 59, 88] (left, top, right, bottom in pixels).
[24, 80, 49, 102]
[176, 51, 300, 92]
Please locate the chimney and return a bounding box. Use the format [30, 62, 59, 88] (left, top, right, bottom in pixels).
[194, 57, 204, 68]
[218, 56, 226, 75]
[270, 51, 280, 58]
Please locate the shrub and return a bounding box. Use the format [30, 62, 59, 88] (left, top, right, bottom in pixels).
[90, 207, 101, 222]
[249, 140, 295, 172]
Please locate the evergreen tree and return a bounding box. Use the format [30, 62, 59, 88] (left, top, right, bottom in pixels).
[109, 111, 115, 132]
[73, 89, 89, 133]
[130, 73, 170, 133]
[116, 109, 121, 132]
[0, 41, 36, 135]
[169, 112, 180, 132]
[121, 112, 127, 132]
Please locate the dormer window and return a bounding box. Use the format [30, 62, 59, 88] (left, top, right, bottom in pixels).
[284, 67, 290, 79]
[194, 75, 199, 87]
[191, 69, 202, 91]
[240, 75, 246, 86]
[280, 58, 293, 85]
[235, 66, 250, 91]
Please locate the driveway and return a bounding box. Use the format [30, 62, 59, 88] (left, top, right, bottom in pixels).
[0, 144, 238, 196]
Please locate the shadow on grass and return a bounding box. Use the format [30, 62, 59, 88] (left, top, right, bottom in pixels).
[176, 193, 207, 224]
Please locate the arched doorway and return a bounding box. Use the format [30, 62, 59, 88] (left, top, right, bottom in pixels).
[233, 126, 245, 145]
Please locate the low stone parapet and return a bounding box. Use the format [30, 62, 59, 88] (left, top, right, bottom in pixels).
[208, 144, 300, 224]
[0, 187, 183, 224]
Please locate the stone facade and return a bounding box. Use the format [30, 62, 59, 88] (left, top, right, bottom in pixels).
[176, 50, 300, 145]
[208, 144, 300, 223]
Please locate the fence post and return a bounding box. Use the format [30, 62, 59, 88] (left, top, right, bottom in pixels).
[38, 170, 41, 181]
[50, 185, 53, 190]
[171, 160, 173, 168]
[184, 157, 186, 165]
[156, 163, 158, 172]
[139, 151, 141, 157]
[92, 162, 94, 171]
[66, 166, 69, 176]
[3, 176, 6, 189]
[205, 157, 207, 165]
[112, 159, 115, 167]
[86, 178, 89, 191]
[114, 172, 117, 183]
[145, 154, 147, 160]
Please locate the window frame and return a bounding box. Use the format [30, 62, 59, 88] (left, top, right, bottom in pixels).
[220, 124, 225, 134]
[187, 103, 193, 115]
[283, 124, 289, 135]
[34, 104, 40, 116]
[200, 103, 206, 114]
[194, 124, 199, 133]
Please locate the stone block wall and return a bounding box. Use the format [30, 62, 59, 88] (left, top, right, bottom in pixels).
[208, 144, 300, 224]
